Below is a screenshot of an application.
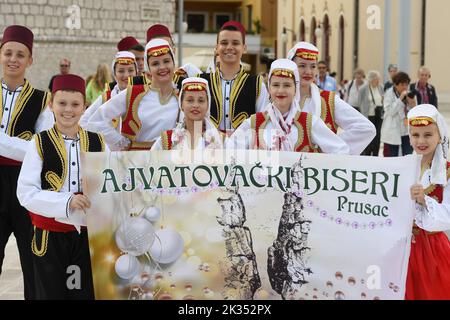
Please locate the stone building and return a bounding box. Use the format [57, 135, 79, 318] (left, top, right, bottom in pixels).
[0, 0, 175, 90]
[277, 0, 450, 104]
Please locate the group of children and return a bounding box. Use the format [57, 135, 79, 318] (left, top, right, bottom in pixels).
[0, 21, 449, 299]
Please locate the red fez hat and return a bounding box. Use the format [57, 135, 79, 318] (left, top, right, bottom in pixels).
[117, 36, 140, 51]
[52, 74, 86, 97]
[221, 21, 246, 42]
[146, 24, 172, 43]
[1, 25, 34, 55]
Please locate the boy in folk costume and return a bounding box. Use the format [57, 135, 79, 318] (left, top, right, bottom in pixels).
[287, 42, 375, 155]
[79, 51, 138, 129]
[17, 74, 106, 299]
[226, 59, 349, 154]
[200, 21, 269, 136]
[117, 36, 145, 75]
[0, 25, 54, 299]
[407, 104, 450, 300]
[152, 77, 223, 151]
[87, 39, 180, 151]
[129, 24, 201, 87]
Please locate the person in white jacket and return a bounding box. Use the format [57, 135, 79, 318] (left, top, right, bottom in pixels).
[380, 71, 417, 157]
[407, 104, 450, 300]
[287, 42, 375, 155]
[226, 59, 349, 155]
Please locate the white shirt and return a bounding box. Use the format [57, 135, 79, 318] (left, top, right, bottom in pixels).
[218, 71, 269, 132]
[380, 87, 408, 145]
[302, 84, 376, 155]
[368, 85, 383, 116]
[345, 79, 367, 107]
[79, 83, 121, 130]
[17, 134, 109, 229]
[226, 110, 350, 154]
[86, 87, 179, 150]
[414, 168, 450, 232]
[0, 81, 54, 161]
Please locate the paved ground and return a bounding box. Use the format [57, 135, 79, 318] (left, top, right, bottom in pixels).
[0, 237, 23, 300]
[1, 104, 450, 300]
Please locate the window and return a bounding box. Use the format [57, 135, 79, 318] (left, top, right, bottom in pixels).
[214, 13, 232, 31]
[247, 5, 253, 32]
[186, 12, 208, 33]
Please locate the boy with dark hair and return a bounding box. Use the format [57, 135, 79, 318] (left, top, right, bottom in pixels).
[17, 74, 106, 299]
[0, 25, 54, 300]
[200, 21, 268, 135]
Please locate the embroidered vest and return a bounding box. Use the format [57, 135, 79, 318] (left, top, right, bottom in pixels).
[422, 162, 450, 204]
[101, 81, 117, 104]
[122, 84, 150, 142]
[201, 68, 262, 130]
[129, 70, 186, 90]
[101, 82, 119, 128]
[0, 80, 50, 141]
[35, 127, 105, 191]
[160, 130, 174, 150]
[251, 111, 318, 152]
[319, 90, 337, 133]
[413, 162, 450, 235]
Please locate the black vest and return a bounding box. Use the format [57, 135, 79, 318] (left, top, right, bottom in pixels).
[0, 80, 50, 141]
[35, 127, 104, 191]
[200, 68, 262, 129]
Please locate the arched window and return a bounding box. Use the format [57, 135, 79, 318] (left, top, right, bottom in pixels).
[299, 19, 306, 41]
[310, 17, 317, 45]
[322, 14, 331, 68]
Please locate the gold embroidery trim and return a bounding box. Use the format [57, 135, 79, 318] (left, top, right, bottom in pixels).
[9, 80, 34, 136]
[31, 226, 49, 257]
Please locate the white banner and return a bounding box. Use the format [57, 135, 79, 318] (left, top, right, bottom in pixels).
[83, 150, 420, 300]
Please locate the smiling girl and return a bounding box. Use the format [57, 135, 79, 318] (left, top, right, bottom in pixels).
[227, 59, 349, 154]
[287, 42, 375, 155]
[80, 51, 137, 129]
[152, 77, 223, 150]
[87, 39, 180, 151]
[407, 104, 450, 300]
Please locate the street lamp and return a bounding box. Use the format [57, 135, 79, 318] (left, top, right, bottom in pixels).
[314, 23, 323, 39]
[281, 27, 297, 58]
[282, 27, 297, 43]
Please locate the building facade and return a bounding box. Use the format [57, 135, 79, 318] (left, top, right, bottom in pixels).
[278, 0, 450, 102]
[0, 0, 175, 90]
[177, 0, 277, 74]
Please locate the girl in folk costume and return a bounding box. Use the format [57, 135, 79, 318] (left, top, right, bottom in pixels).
[0, 25, 54, 300]
[226, 59, 349, 154]
[152, 77, 223, 151]
[407, 104, 450, 300]
[129, 24, 200, 87]
[117, 36, 145, 75]
[79, 51, 137, 129]
[87, 39, 180, 151]
[287, 42, 375, 155]
[17, 74, 107, 299]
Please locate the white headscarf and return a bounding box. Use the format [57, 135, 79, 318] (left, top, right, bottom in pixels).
[144, 39, 175, 73]
[287, 41, 320, 62]
[408, 104, 449, 185]
[111, 51, 137, 80]
[265, 59, 301, 151]
[173, 77, 223, 150]
[287, 41, 322, 118]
